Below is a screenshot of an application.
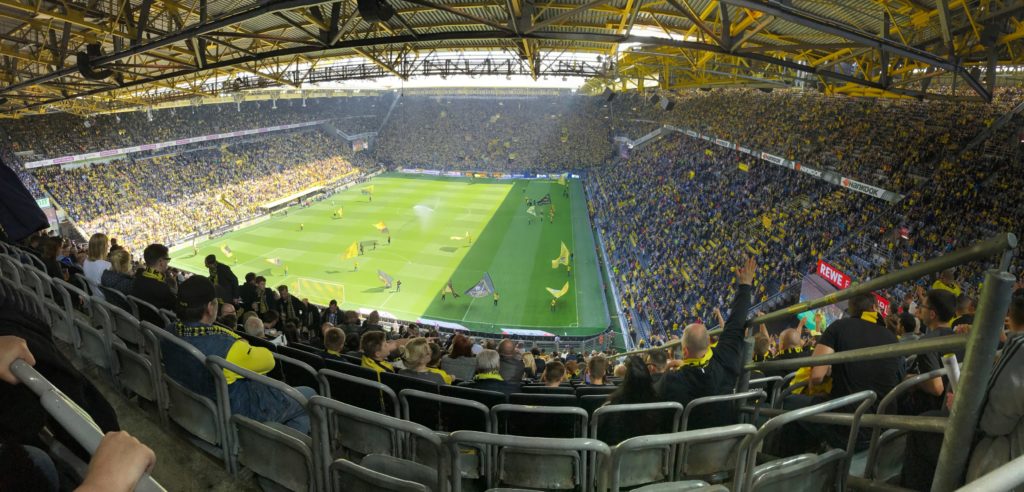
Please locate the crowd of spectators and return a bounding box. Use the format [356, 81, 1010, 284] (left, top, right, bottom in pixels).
[589, 133, 882, 336]
[32, 129, 359, 253]
[0, 96, 388, 159]
[374, 95, 612, 172]
[826, 114, 1024, 302]
[613, 88, 1017, 192]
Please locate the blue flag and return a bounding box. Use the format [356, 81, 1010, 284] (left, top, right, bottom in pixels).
[464, 273, 495, 298]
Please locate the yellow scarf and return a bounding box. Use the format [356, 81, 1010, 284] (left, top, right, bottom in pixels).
[680, 348, 714, 368]
[428, 367, 453, 384]
[474, 372, 503, 381]
[361, 355, 394, 374]
[141, 268, 164, 283]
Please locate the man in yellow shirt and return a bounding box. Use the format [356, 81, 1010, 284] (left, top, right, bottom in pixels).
[931, 268, 962, 297]
[164, 276, 315, 433]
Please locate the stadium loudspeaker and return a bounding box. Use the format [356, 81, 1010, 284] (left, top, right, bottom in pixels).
[660, 98, 674, 111]
[357, 0, 395, 23]
[76, 44, 113, 81]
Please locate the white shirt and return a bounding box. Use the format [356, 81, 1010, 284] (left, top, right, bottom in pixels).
[82, 259, 112, 286]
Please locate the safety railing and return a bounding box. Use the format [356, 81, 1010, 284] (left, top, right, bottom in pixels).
[10, 359, 166, 492]
[611, 231, 1018, 491]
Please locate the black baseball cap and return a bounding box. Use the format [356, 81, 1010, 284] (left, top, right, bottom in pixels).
[177, 275, 216, 309]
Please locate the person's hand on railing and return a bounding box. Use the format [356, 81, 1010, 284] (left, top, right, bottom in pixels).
[955, 322, 1008, 345]
[0, 336, 35, 384]
[75, 431, 156, 492]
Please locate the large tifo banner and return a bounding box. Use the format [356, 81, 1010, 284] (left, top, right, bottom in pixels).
[665, 125, 904, 203]
[25, 120, 329, 169]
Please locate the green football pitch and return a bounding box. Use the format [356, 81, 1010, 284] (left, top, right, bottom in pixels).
[172, 173, 610, 337]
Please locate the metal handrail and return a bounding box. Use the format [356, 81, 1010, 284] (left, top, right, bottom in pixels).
[954, 453, 1024, 492]
[10, 359, 166, 492]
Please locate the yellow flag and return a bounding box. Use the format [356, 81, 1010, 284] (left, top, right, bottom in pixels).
[344, 242, 359, 260]
[266, 258, 282, 266]
[336, 208, 344, 218]
[218, 194, 237, 211]
[546, 281, 570, 299]
[551, 241, 570, 269]
[704, 149, 713, 157]
[762, 215, 772, 230]
[220, 244, 233, 258]
[738, 162, 750, 172]
[558, 173, 567, 186]
[374, 221, 389, 234]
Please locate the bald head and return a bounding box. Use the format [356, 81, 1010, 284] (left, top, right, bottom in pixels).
[682, 323, 710, 359]
[779, 328, 802, 351]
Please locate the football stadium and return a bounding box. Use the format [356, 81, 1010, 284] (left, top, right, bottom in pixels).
[0, 0, 1023, 491]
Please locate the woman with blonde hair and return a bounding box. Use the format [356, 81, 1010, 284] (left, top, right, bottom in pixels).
[100, 249, 134, 295]
[82, 233, 112, 288]
[399, 337, 447, 384]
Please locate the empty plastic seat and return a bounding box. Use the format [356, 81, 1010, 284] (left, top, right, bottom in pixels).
[277, 344, 325, 370]
[605, 424, 756, 492]
[743, 391, 877, 492]
[274, 352, 324, 395]
[491, 404, 589, 439]
[575, 386, 617, 398]
[578, 394, 608, 415]
[309, 396, 445, 491]
[447, 430, 610, 492]
[318, 368, 399, 416]
[400, 389, 490, 433]
[127, 295, 171, 327]
[207, 356, 316, 491]
[329, 459, 429, 492]
[521, 385, 576, 395]
[508, 393, 578, 407]
[440, 384, 508, 408]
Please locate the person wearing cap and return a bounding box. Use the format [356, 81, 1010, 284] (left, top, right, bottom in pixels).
[131, 244, 176, 313]
[163, 275, 315, 434]
[204, 254, 238, 304]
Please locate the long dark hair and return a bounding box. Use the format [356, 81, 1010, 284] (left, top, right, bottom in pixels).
[606, 356, 657, 405]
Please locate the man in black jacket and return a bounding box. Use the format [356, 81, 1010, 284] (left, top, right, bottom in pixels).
[131, 244, 176, 314]
[239, 273, 257, 311]
[205, 254, 238, 304]
[276, 285, 304, 323]
[657, 257, 756, 430]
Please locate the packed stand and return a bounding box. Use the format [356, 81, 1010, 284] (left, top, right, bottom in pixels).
[32, 129, 358, 253]
[826, 114, 1024, 302]
[0, 96, 387, 159]
[590, 133, 882, 338]
[615, 88, 1014, 192]
[374, 95, 612, 172]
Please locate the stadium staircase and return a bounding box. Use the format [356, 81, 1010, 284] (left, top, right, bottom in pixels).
[2, 228, 1020, 492]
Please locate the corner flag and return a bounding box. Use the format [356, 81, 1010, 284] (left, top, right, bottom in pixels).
[464, 273, 495, 298]
[546, 281, 570, 299]
[344, 242, 359, 259]
[551, 241, 570, 269]
[220, 244, 233, 258]
[374, 221, 390, 234]
[377, 270, 394, 288]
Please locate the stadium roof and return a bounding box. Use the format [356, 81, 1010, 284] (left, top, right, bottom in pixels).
[0, 0, 1022, 115]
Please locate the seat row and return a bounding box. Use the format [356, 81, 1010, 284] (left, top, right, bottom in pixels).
[0, 248, 910, 492]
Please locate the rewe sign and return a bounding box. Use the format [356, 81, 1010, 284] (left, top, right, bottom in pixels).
[817, 260, 852, 289]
